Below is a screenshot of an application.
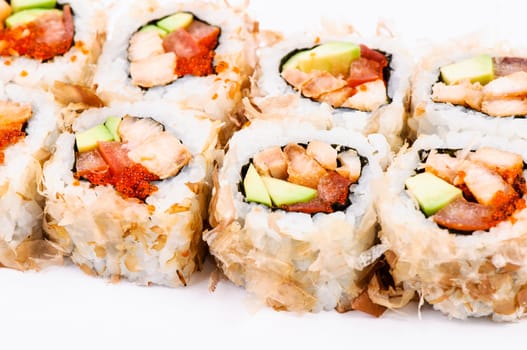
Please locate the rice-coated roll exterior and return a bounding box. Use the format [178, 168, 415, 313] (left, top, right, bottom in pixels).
[250, 28, 411, 148]
[42, 102, 220, 286]
[0, 82, 60, 269]
[206, 120, 389, 312]
[377, 132, 527, 321]
[0, 0, 106, 88]
[410, 37, 527, 138]
[93, 0, 254, 128]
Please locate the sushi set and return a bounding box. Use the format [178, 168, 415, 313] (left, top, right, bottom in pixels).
[1, 0, 527, 324]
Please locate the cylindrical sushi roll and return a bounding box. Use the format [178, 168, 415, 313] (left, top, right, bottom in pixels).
[250, 29, 411, 148]
[0, 0, 106, 88]
[0, 82, 61, 269]
[205, 120, 390, 312]
[410, 38, 527, 138]
[93, 0, 254, 130]
[42, 102, 220, 286]
[376, 132, 527, 321]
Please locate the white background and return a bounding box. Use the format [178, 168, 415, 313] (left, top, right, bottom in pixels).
[3, 1, 527, 349]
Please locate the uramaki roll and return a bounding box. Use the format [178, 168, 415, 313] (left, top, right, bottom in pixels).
[410, 38, 527, 138]
[206, 120, 389, 312]
[377, 132, 527, 321]
[93, 0, 254, 130]
[250, 27, 411, 148]
[0, 82, 61, 269]
[42, 102, 220, 286]
[0, 0, 106, 88]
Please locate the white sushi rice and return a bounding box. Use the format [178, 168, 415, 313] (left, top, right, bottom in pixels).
[0, 82, 60, 269]
[410, 36, 527, 138]
[0, 0, 107, 88]
[251, 30, 411, 148]
[42, 102, 221, 286]
[93, 0, 254, 125]
[205, 119, 390, 312]
[377, 132, 527, 321]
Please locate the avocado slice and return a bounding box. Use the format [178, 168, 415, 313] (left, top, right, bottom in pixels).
[261, 176, 317, 207]
[440, 54, 494, 85]
[76, 124, 115, 153]
[243, 164, 272, 207]
[5, 8, 61, 28]
[294, 42, 361, 76]
[104, 116, 122, 142]
[139, 24, 168, 37]
[405, 172, 462, 216]
[156, 12, 193, 33]
[10, 0, 56, 13]
[281, 50, 311, 71]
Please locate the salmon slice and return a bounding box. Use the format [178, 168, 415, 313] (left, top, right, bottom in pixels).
[97, 142, 133, 176]
[128, 31, 164, 62]
[281, 68, 310, 89]
[75, 149, 108, 176]
[284, 143, 327, 189]
[433, 197, 496, 232]
[253, 146, 288, 179]
[130, 52, 176, 88]
[186, 20, 220, 50]
[318, 86, 355, 106]
[162, 29, 203, 58]
[347, 57, 383, 88]
[493, 57, 527, 77]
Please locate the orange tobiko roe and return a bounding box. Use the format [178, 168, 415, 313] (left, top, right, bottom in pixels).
[0, 5, 74, 61]
[83, 163, 159, 201]
[0, 129, 25, 164]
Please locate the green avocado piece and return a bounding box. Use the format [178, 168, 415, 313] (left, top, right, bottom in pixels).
[261, 176, 317, 207]
[5, 8, 61, 28]
[294, 42, 361, 76]
[156, 12, 193, 33]
[10, 0, 56, 13]
[440, 54, 494, 85]
[76, 124, 115, 153]
[104, 116, 122, 142]
[281, 50, 311, 71]
[243, 164, 272, 207]
[405, 172, 462, 216]
[138, 25, 168, 37]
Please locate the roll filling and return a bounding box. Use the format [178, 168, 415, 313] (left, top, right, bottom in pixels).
[280, 42, 389, 111]
[0, 0, 74, 60]
[128, 12, 220, 88]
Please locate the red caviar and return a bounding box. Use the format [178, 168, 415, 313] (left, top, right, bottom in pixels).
[0, 129, 25, 164]
[0, 5, 74, 61]
[83, 163, 159, 201]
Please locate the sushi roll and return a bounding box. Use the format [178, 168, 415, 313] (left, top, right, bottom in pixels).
[410, 38, 527, 138]
[0, 0, 107, 88]
[42, 102, 220, 286]
[93, 0, 254, 130]
[377, 132, 527, 321]
[250, 28, 411, 148]
[205, 120, 389, 312]
[0, 82, 61, 270]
